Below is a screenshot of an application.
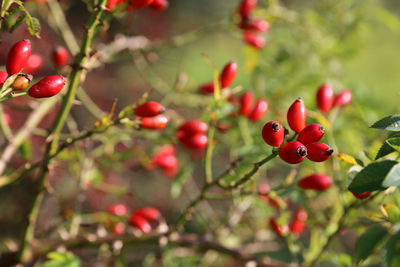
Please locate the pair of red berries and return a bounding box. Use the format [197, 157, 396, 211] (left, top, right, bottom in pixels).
[136, 101, 168, 130]
[107, 203, 129, 235]
[198, 61, 238, 94]
[262, 98, 333, 164]
[238, 91, 268, 122]
[177, 120, 209, 150]
[316, 83, 352, 114]
[128, 207, 161, 233]
[237, 0, 268, 49]
[5, 40, 66, 98]
[148, 145, 178, 178]
[269, 209, 308, 237]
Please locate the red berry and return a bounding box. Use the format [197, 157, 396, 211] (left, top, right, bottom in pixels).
[262, 121, 284, 147]
[134, 207, 161, 222]
[298, 174, 332, 191]
[28, 76, 66, 98]
[239, 91, 254, 116]
[128, 214, 151, 233]
[297, 124, 324, 145]
[316, 83, 334, 113]
[52, 46, 69, 67]
[149, 0, 168, 11]
[279, 141, 307, 164]
[306, 142, 333, 162]
[332, 89, 352, 108]
[3, 112, 12, 127]
[243, 32, 266, 49]
[287, 97, 306, 133]
[155, 154, 177, 170]
[127, 0, 154, 10]
[238, 0, 257, 18]
[198, 82, 215, 94]
[289, 220, 306, 235]
[293, 209, 308, 221]
[269, 218, 288, 237]
[0, 71, 8, 86]
[140, 115, 168, 130]
[239, 18, 270, 33]
[220, 61, 237, 88]
[23, 54, 44, 74]
[6, 40, 31, 75]
[351, 191, 371, 199]
[106, 0, 121, 10]
[107, 203, 129, 216]
[112, 222, 126, 235]
[135, 101, 165, 117]
[249, 98, 268, 122]
[178, 120, 208, 134]
[179, 133, 208, 150]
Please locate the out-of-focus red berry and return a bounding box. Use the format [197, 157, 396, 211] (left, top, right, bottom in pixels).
[351, 191, 371, 199]
[134, 207, 161, 222]
[179, 133, 208, 150]
[239, 18, 270, 33]
[112, 222, 126, 235]
[129, 214, 151, 233]
[298, 174, 332, 191]
[332, 90, 352, 108]
[23, 54, 44, 74]
[249, 98, 268, 122]
[127, 0, 154, 10]
[0, 71, 8, 87]
[135, 101, 165, 117]
[107, 203, 129, 216]
[140, 115, 168, 130]
[198, 82, 215, 94]
[220, 61, 238, 89]
[239, 91, 254, 116]
[52, 46, 69, 68]
[243, 32, 266, 49]
[149, 0, 168, 11]
[178, 120, 208, 134]
[238, 0, 257, 18]
[269, 218, 288, 237]
[316, 83, 334, 113]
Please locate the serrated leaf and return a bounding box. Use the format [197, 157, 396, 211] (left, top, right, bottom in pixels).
[386, 137, 400, 153]
[26, 17, 40, 37]
[335, 153, 359, 166]
[386, 232, 400, 267]
[10, 14, 26, 33]
[43, 252, 81, 267]
[353, 225, 388, 264]
[348, 160, 397, 194]
[382, 163, 400, 187]
[371, 115, 400, 131]
[171, 165, 194, 198]
[375, 132, 400, 160]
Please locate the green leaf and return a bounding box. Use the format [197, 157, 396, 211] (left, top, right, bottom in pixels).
[9, 14, 26, 33]
[353, 225, 388, 264]
[348, 160, 397, 193]
[371, 115, 400, 131]
[17, 138, 32, 161]
[42, 252, 81, 267]
[26, 17, 41, 37]
[386, 232, 400, 267]
[375, 132, 400, 160]
[382, 163, 400, 187]
[171, 164, 194, 199]
[386, 137, 400, 153]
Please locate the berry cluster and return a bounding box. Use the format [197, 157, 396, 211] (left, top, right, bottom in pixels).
[107, 204, 161, 234]
[106, 0, 168, 12]
[235, 91, 268, 122]
[135, 101, 169, 130]
[262, 98, 333, 164]
[237, 0, 270, 49]
[1, 40, 66, 98]
[177, 120, 209, 150]
[199, 61, 238, 94]
[316, 83, 352, 114]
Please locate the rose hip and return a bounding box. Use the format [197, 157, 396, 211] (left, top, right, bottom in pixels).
[297, 124, 325, 145]
[239, 91, 254, 116]
[298, 174, 332, 191]
[140, 115, 168, 130]
[262, 121, 284, 147]
[6, 40, 31, 75]
[249, 98, 268, 122]
[135, 101, 165, 117]
[332, 89, 352, 108]
[316, 83, 334, 113]
[279, 141, 307, 164]
[220, 61, 238, 88]
[287, 97, 306, 133]
[306, 142, 333, 162]
[52, 46, 69, 67]
[28, 76, 66, 98]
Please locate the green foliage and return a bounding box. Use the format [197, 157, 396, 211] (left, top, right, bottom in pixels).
[353, 225, 388, 264]
[41, 252, 81, 267]
[371, 115, 400, 131]
[385, 231, 400, 267]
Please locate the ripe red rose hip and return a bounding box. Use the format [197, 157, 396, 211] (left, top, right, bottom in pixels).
[239, 91, 254, 116]
[52, 46, 69, 67]
[298, 174, 332, 191]
[316, 83, 334, 113]
[332, 89, 352, 108]
[107, 203, 129, 216]
[135, 101, 165, 117]
[24, 54, 44, 74]
[243, 32, 266, 49]
[179, 133, 208, 150]
[287, 97, 306, 133]
[129, 214, 151, 233]
[149, 0, 168, 11]
[28, 76, 66, 98]
[239, 18, 270, 33]
[6, 40, 31, 75]
[269, 218, 288, 237]
[249, 98, 268, 122]
[0, 71, 8, 86]
[140, 115, 168, 130]
[351, 191, 371, 199]
[306, 142, 333, 162]
[128, 0, 154, 10]
[220, 61, 238, 88]
[198, 82, 214, 94]
[238, 0, 257, 18]
[262, 121, 284, 147]
[297, 124, 324, 145]
[279, 141, 307, 164]
[134, 207, 160, 222]
[178, 120, 208, 134]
